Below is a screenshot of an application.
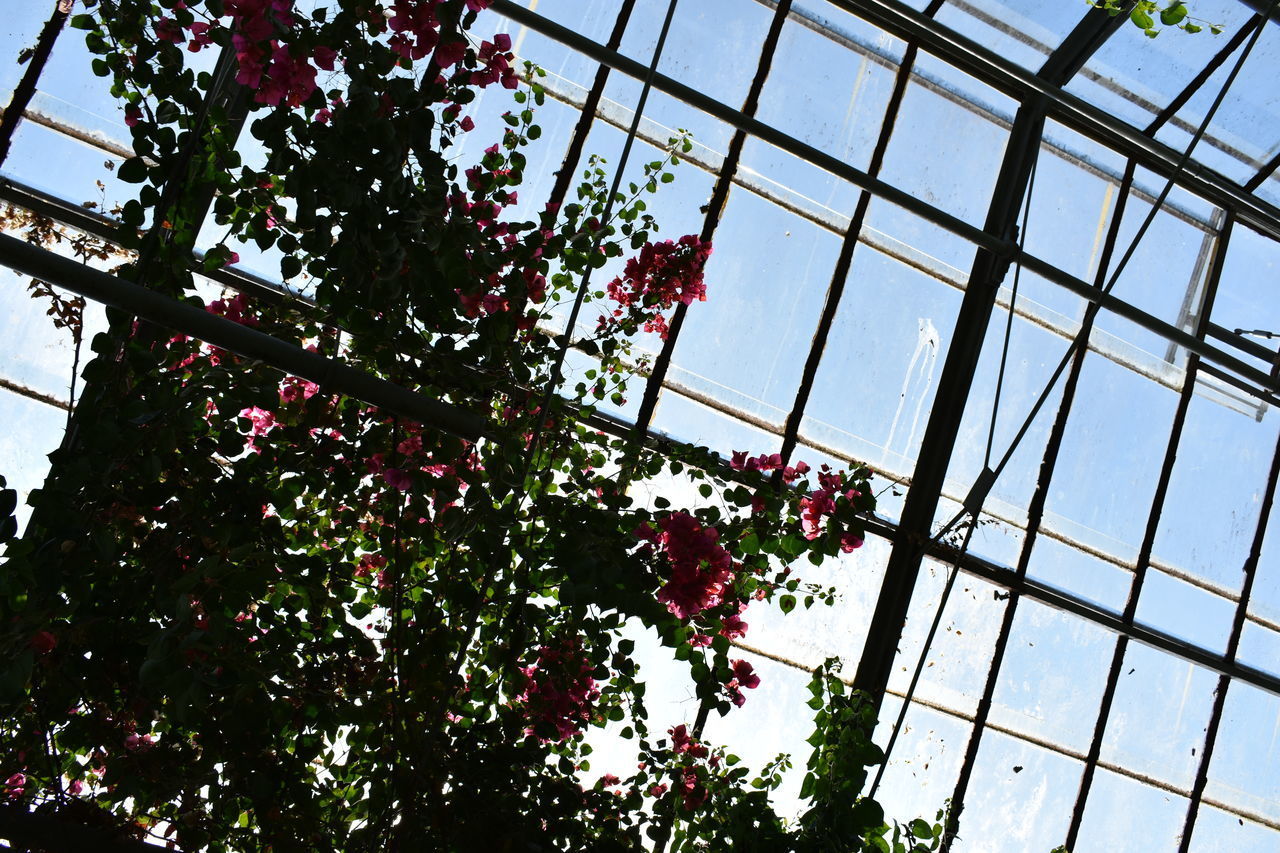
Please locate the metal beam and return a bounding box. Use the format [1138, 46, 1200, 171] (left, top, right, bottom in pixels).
[851, 100, 1048, 704]
[0, 232, 488, 441]
[487, 0, 1280, 401]
[818, 0, 1280, 241]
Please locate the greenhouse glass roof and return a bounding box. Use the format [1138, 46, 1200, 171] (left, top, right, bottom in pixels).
[3, 0, 1280, 849]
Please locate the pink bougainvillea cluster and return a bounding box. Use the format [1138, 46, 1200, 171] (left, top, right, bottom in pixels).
[634, 511, 734, 622]
[601, 235, 712, 339]
[160, 0, 513, 110]
[801, 465, 865, 553]
[517, 639, 600, 742]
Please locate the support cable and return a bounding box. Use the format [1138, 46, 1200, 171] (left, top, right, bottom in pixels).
[925, 4, 1276, 555]
[869, 154, 1037, 797]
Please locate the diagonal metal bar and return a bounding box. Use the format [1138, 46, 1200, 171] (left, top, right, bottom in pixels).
[1064, 214, 1233, 850]
[1144, 14, 1264, 136]
[0, 0, 72, 168]
[1036, 2, 1129, 85]
[0, 231, 488, 439]
[938, 145, 1139, 849]
[1245, 146, 1280, 192]
[850, 98, 1047, 705]
[633, 0, 795, 434]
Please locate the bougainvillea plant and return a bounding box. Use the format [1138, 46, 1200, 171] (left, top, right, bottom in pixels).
[0, 0, 948, 850]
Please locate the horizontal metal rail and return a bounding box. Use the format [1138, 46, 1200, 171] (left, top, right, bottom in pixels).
[489, 0, 1280, 403]
[0, 232, 488, 441]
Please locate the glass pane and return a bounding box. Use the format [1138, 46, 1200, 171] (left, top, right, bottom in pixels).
[1099, 643, 1217, 789]
[1152, 21, 1280, 185]
[888, 558, 1004, 716]
[667, 190, 843, 424]
[1203, 681, 1280, 826]
[801, 235, 965, 483]
[1150, 374, 1280, 593]
[1026, 533, 1132, 614]
[949, 731, 1084, 853]
[875, 51, 1013, 228]
[1040, 347, 1180, 565]
[1075, 768, 1191, 853]
[748, 531, 890, 671]
[987, 600, 1115, 753]
[742, 1, 905, 199]
[1065, 1, 1259, 131]
[873, 696, 972, 827]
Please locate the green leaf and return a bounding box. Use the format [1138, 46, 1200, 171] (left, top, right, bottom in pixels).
[1130, 7, 1155, 29]
[1160, 2, 1187, 25]
[779, 594, 796, 614]
[118, 156, 148, 184]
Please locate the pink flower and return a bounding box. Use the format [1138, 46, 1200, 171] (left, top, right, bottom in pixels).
[124, 733, 155, 752]
[460, 115, 475, 132]
[4, 773, 25, 800]
[29, 630, 57, 654]
[668, 724, 707, 759]
[679, 767, 706, 811]
[720, 614, 748, 640]
[649, 783, 668, 797]
[68, 779, 85, 795]
[384, 468, 412, 491]
[312, 45, 337, 71]
[433, 39, 466, 68]
[518, 639, 600, 742]
[731, 659, 760, 690]
[238, 406, 276, 436]
[155, 16, 185, 44]
[643, 512, 734, 621]
[124, 103, 143, 128]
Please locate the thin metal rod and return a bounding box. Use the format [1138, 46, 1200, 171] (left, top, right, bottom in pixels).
[1244, 146, 1280, 193]
[773, 7, 935, 470]
[0, 232, 487, 440]
[632, 0, 795, 434]
[488, 0, 1280, 399]
[1177, 231, 1280, 851]
[851, 101, 1047, 705]
[0, 0, 71, 168]
[1144, 14, 1263, 136]
[942, 157, 1140, 849]
[1064, 214, 1233, 850]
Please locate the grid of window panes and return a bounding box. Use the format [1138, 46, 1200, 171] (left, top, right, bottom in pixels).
[3, 0, 1280, 849]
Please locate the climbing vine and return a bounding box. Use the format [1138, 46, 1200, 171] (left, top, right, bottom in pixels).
[0, 0, 958, 850]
